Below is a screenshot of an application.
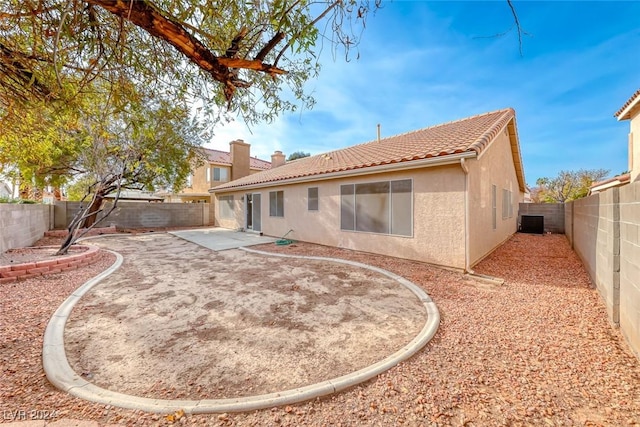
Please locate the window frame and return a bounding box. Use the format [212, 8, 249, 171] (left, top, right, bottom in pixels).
[269, 190, 284, 217]
[308, 187, 319, 211]
[492, 185, 497, 230]
[340, 178, 413, 237]
[213, 167, 228, 182]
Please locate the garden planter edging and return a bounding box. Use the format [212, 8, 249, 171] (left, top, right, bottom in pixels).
[0, 245, 100, 283]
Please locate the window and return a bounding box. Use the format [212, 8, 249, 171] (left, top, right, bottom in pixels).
[492, 185, 497, 230]
[218, 195, 234, 219]
[269, 190, 284, 217]
[340, 179, 412, 236]
[502, 189, 513, 220]
[213, 167, 228, 182]
[186, 174, 193, 187]
[308, 187, 319, 211]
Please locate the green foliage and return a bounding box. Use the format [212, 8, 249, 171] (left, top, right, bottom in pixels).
[535, 169, 610, 203]
[0, 80, 205, 204]
[287, 151, 311, 161]
[0, 0, 378, 128]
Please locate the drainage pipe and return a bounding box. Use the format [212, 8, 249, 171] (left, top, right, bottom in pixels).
[460, 158, 474, 274]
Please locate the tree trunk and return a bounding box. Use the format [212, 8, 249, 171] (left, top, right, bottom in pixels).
[81, 193, 105, 228]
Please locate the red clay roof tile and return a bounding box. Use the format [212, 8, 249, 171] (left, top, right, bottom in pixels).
[214, 108, 518, 190]
[201, 148, 271, 170]
[615, 88, 640, 119]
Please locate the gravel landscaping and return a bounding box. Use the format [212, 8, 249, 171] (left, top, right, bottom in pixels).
[1, 232, 639, 426]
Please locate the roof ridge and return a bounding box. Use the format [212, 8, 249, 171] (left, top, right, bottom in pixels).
[332, 108, 515, 152]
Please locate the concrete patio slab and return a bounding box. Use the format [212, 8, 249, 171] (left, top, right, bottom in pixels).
[169, 227, 278, 251]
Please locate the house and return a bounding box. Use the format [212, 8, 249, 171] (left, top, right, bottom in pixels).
[0, 181, 11, 198]
[158, 140, 272, 203]
[210, 108, 526, 271]
[590, 88, 640, 194]
[614, 88, 640, 183]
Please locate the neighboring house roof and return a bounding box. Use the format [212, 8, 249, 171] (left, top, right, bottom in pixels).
[589, 173, 631, 194]
[213, 108, 525, 192]
[615, 88, 640, 120]
[201, 148, 272, 170]
[0, 182, 11, 197]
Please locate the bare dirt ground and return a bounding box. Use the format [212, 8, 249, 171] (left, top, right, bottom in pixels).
[64, 233, 427, 398]
[1, 232, 640, 426]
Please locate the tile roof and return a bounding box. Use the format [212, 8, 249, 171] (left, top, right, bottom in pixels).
[615, 88, 640, 119]
[201, 147, 271, 170]
[214, 108, 522, 191]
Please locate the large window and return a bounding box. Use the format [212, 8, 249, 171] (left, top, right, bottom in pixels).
[218, 195, 234, 219]
[269, 190, 284, 217]
[340, 179, 412, 236]
[308, 187, 319, 211]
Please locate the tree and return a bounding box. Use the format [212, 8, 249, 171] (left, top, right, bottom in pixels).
[0, 0, 381, 125]
[287, 150, 310, 161]
[0, 83, 205, 254]
[535, 169, 610, 203]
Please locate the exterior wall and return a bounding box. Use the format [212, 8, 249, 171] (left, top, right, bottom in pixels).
[518, 203, 565, 233]
[630, 113, 639, 182]
[467, 128, 521, 266]
[214, 165, 467, 268]
[566, 179, 640, 359]
[0, 204, 53, 253]
[184, 163, 231, 195]
[54, 201, 211, 229]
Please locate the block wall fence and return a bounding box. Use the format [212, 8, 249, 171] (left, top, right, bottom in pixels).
[518, 202, 565, 233]
[0, 204, 54, 253]
[565, 180, 640, 360]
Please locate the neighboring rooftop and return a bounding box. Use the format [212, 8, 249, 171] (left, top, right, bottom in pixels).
[213, 108, 524, 191]
[615, 88, 640, 120]
[589, 173, 631, 195]
[201, 147, 272, 170]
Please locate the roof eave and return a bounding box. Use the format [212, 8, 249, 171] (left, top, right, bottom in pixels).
[210, 151, 478, 193]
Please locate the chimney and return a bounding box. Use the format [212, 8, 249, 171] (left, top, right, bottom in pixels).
[229, 139, 251, 181]
[271, 150, 286, 168]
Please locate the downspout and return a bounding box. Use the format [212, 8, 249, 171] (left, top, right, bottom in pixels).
[460, 158, 474, 274]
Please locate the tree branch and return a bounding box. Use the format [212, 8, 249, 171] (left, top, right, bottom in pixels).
[87, 0, 286, 100]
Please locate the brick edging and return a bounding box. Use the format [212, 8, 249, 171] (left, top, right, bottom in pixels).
[0, 245, 100, 284]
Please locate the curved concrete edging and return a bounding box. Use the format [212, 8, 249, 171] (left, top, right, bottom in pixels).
[42, 239, 440, 414]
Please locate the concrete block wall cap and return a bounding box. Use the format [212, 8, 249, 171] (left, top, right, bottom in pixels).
[42, 237, 440, 414]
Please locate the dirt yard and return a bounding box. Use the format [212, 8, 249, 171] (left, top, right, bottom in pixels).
[64, 234, 427, 398]
[1, 232, 639, 426]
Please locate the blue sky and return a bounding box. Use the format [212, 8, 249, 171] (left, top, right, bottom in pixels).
[206, 1, 640, 185]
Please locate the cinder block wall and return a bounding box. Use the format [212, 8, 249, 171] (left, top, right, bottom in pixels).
[518, 203, 565, 233]
[566, 180, 640, 360]
[619, 182, 640, 358]
[0, 204, 53, 253]
[54, 201, 212, 229]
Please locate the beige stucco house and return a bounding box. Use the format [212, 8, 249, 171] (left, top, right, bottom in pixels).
[160, 140, 272, 203]
[210, 108, 526, 271]
[590, 88, 640, 194]
[615, 88, 640, 183]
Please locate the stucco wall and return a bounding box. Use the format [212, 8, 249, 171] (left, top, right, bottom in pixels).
[0, 204, 53, 253]
[566, 180, 640, 359]
[518, 203, 565, 233]
[467, 128, 521, 266]
[54, 201, 211, 229]
[214, 166, 467, 268]
[630, 113, 639, 183]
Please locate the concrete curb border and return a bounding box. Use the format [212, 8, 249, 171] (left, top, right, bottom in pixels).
[42, 240, 440, 414]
